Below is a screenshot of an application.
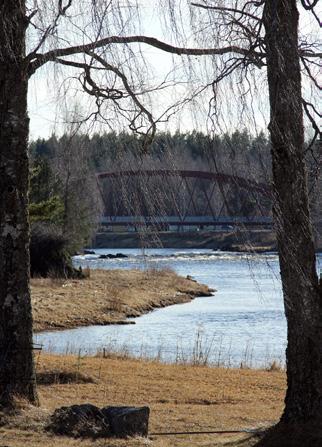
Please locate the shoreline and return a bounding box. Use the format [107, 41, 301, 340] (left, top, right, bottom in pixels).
[31, 268, 214, 333]
[93, 230, 322, 252]
[94, 229, 278, 251]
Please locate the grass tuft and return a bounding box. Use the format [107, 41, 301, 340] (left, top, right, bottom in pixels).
[36, 370, 96, 385]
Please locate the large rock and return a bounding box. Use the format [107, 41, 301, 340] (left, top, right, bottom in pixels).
[102, 406, 150, 438]
[48, 404, 149, 439]
[83, 249, 96, 255]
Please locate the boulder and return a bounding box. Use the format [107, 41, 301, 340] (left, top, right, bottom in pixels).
[115, 253, 128, 258]
[83, 249, 95, 255]
[48, 404, 149, 439]
[102, 406, 150, 438]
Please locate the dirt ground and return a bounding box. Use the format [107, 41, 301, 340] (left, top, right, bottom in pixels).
[31, 268, 213, 332]
[0, 353, 285, 447]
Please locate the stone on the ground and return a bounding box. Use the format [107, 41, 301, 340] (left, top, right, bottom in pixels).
[48, 404, 149, 438]
[102, 406, 150, 437]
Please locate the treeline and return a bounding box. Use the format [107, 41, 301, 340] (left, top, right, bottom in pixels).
[29, 129, 321, 251]
[31, 128, 272, 175]
[29, 129, 272, 226]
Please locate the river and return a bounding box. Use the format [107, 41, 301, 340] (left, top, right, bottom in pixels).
[35, 249, 322, 368]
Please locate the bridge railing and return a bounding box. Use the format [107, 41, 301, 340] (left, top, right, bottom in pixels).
[100, 215, 273, 226]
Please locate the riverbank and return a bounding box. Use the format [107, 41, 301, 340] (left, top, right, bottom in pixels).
[94, 229, 278, 251]
[0, 353, 285, 447]
[31, 269, 213, 332]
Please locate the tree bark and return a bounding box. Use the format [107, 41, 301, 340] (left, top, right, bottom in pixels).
[258, 0, 322, 442]
[0, 1, 38, 406]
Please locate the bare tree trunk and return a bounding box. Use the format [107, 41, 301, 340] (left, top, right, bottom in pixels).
[0, 1, 38, 406]
[62, 169, 71, 236]
[258, 0, 322, 444]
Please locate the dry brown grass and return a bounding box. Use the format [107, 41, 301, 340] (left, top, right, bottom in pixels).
[0, 353, 285, 447]
[31, 269, 212, 332]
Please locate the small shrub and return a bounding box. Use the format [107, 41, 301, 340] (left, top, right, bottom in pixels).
[106, 287, 123, 313]
[30, 223, 84, 279]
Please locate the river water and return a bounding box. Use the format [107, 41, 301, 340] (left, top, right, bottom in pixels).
[35, 249, 322, 368]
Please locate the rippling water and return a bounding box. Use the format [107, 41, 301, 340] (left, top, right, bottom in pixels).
[35, 249, 322, 367]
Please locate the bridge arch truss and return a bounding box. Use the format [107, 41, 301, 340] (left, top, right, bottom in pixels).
[96, 170, 272, 229]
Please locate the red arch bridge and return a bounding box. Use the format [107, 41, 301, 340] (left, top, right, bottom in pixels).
[96, 170, 273, 231]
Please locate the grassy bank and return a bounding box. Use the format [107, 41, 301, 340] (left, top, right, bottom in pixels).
[31, 269, 213, 332]
[0, 353, 285, 447]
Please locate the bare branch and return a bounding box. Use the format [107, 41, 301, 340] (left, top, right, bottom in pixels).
[55, 57, 105, 71]
[191, 2, 261, 22]
[300, 0, 321, 24]
[28, 35, 264, 75]
[87, 51, 156, 147]
[303, 99, 322, 132]
[28, 0, 73, 59]
[300, 0, 319, 10]
[300, 56, 321, 91]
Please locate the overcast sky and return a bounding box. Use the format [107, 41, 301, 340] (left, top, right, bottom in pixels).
[27, 1, 321, 141]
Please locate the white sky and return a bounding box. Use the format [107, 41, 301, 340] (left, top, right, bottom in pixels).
[27, 1, 321, 141]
